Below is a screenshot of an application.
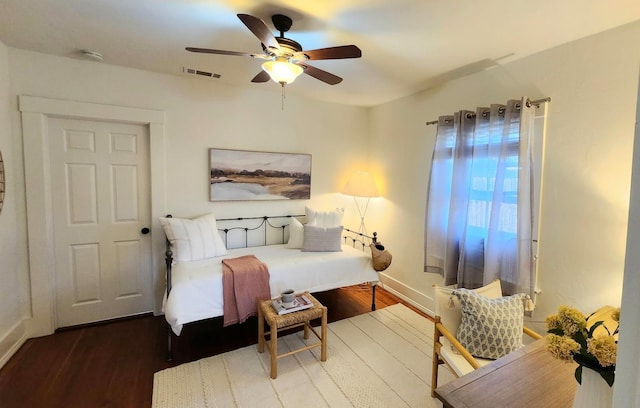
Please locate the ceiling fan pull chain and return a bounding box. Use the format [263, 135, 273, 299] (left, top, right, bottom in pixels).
[281, 83, 285, 110]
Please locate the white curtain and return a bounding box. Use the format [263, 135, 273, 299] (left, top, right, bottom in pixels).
[424, 98, 536, 296]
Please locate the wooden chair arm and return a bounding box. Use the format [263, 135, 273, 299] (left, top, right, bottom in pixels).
[435, 321, 481, 370]
[523, 325, 542, 340]
[435, 321, 541, 369]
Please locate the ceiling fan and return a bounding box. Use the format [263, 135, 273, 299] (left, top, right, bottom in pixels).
[186, 13, 362, 86]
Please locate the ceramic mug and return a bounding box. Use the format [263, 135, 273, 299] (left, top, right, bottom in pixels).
[281, 289, 295, 306]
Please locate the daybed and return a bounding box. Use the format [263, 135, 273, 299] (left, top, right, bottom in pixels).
[160, 212, 380, 360]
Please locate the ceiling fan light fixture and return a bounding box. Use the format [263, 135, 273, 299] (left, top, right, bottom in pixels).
[261, 58, 303, 85]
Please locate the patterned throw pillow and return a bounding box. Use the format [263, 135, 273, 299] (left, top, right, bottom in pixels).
[454, 288, 525, 360]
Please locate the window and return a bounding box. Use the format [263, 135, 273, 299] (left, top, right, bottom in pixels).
[424, 100, 546, 296]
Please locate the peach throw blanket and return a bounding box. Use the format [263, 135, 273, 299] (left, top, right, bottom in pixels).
[222, 255, 271, 327]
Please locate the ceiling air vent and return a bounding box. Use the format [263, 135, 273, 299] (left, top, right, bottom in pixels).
[183, 67, 221, 79]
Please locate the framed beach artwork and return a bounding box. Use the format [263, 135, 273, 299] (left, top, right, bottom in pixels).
[209, 148, 311, 201]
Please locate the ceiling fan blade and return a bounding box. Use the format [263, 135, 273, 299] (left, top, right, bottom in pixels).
[251, 70, 270, 83]
[298, 63, 343, 85]
[295, 45, 362, 61]
[237, 14, 280, 51]
[186, 47, 261, 58]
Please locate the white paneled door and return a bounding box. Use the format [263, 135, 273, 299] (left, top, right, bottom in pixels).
[48, 117, 152, 327]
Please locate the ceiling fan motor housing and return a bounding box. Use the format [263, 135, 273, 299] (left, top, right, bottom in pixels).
[261, 37, 303, 57]
[277, 37, 302, 53]
[256, 15, 303, 57]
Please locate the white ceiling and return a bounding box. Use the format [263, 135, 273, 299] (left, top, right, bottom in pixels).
[1, 0, 639, 107]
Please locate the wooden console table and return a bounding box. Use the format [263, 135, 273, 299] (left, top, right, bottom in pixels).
[435, 339, 577, 408]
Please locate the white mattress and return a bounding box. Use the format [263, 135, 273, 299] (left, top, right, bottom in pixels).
[163, 244, 378, 335]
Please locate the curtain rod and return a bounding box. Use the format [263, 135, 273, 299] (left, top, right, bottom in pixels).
[425, 97, 551, 126]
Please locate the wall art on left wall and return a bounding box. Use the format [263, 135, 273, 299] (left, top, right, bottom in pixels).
[209, 148, 311, 201]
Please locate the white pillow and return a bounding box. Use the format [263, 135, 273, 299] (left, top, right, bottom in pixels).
[302, 225, 343, 252]
[159, 213, 227, 262]
[305, 206, 344, 227]
[286, 218, 304, 249]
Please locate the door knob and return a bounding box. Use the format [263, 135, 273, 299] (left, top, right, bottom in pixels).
[141, 227, 150, 234]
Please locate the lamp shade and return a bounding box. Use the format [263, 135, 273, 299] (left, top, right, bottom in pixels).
[261, 58, 304, 84]
[341, 171, 380, 197]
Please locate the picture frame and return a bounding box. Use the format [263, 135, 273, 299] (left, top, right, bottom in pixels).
[209, 148, 311, 201]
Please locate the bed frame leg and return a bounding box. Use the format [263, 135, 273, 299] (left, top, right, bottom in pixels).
[167, 326, 173, 362]
[371, 284, 377, 311]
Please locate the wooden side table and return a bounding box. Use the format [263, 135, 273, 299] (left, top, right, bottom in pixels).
[257, 292, 327, 379]
[435, 339, 577, 407]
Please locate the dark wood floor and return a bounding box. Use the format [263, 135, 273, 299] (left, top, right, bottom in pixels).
[0, 286, 429, 408]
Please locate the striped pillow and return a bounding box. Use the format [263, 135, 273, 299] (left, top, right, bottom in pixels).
[305, 206, 344, 228]
[159, 213, 227, 261]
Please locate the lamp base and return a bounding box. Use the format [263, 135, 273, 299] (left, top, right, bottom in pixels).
[353, 196, 371, 239]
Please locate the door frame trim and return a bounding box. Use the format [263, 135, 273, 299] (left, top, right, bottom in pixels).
[19, 95, 166, 336]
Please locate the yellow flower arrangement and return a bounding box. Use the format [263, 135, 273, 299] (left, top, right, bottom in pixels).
[546, 305, 619, 387]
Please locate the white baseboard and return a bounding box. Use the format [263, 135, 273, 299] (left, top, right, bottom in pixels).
[378, 273, 436, 316]
[0, 320, 28, 369]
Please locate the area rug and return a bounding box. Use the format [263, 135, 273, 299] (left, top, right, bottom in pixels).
[152, 303, 453, 408]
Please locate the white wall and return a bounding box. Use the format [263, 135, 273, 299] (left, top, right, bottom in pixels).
[8, 49, 369, 220]
[0, 41, 28, 366]
[369, 21, 640, 328]
[615, 68, 640, 408]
